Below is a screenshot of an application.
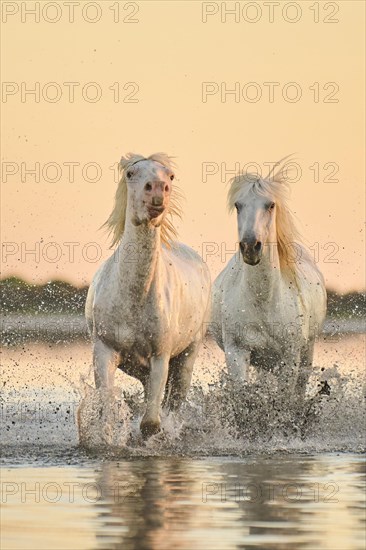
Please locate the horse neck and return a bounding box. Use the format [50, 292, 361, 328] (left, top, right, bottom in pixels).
[117, 216, 161, 297]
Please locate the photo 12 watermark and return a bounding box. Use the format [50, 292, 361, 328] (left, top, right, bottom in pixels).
[1, 160, 128, 184]
[1, 480, 140, 503]
[1, 1, 140, 24]
[1, 82, 140, 104]
[201, 81, 340, 104]
[201, 2, 340, 24]
[201, 160, 340, 184]
[201, 241, 340, 266]
[202, 481, 340, 503]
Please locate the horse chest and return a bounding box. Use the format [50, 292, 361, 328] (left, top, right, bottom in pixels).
[230, 299, 299, 352]
[94, 296, 169, 355]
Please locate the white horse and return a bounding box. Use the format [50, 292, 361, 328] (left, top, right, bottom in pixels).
[86, 153, 211, 437]
[211, 160, 327, 398]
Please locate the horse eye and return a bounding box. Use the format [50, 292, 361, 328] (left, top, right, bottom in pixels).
[234, 202, 240, 211]
[126, 171, 133, 179]
[269, 202, 275, 210]
[170, 174, 174, 181]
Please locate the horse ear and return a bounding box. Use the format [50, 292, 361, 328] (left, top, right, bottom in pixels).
[119, 156, 130, 170]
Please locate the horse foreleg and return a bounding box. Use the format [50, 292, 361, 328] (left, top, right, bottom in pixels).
[296, 340, 315, 400]
[77, 339, 120, 445]
[93, 339, 119, 390]
[277, 348, 302, 399]
[164, 342, 199, 411]
[224, 344, 250, 383]
[140, 355, 169, 438]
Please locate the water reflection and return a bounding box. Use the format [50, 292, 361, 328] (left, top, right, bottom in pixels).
[87, 455, 365, 550]
[1, 455, 364, 549]
[94, 459, 201, 550]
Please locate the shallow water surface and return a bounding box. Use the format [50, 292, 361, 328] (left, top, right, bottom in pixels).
[1, 454, 365, 550]
[1, 333, 365, 549]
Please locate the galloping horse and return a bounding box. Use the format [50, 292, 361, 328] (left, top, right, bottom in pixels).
[86, 153, 211, 437]
[211, 160, 326, 398]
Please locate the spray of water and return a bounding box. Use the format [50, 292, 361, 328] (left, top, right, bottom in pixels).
[74, 362, 365, 456]
[1, 338, 364, 457]
[77, 383, 131, 448]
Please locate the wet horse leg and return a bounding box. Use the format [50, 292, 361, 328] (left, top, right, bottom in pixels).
[93, 339, 119, 390]
[296, 339, 315, 400]
[163, 341, 200, 411]
[140, 355, 170, 438]
[78, 339, 120, 443]
[277, 346, 302, 399]
[224, 340, 251, 383]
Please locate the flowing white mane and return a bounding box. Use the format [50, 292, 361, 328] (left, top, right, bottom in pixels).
[227, 157, 314, 282]
[102, 153, 183, 248]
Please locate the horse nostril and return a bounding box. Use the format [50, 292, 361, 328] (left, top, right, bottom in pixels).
[145, 183, 152, 191]
[254, 241, 262, 252]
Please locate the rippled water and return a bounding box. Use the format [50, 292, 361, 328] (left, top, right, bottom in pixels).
[1, 455, 365, 550]
[1, 332, 365, 549]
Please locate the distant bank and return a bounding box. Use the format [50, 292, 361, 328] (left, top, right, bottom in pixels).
[1, 277, 365, 317]
[1, 277, 365, 345]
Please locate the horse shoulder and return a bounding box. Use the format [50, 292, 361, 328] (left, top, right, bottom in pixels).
[85, 255, 120, 321]
[295, 249, 327, 325]
[211, 255, 242, 342]
[161, 243, 211, 337]
[163, 243, 210, 288]
[85, 260, 107, 331]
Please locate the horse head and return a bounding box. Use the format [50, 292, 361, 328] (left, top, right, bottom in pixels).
[235, 189, 276, 265]
[125, 158, 175, 226]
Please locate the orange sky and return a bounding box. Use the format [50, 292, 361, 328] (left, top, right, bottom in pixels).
[1, 1, 365, 291]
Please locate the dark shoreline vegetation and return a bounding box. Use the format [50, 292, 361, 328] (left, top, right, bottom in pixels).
[1, 276, 365, 319]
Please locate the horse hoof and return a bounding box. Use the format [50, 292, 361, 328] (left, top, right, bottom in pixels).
[140, 419, 161, 439]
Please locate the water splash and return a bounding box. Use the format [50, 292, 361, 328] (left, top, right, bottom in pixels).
[76, 362, 365, 457]
[77, 383, 131, 448]
[1, 337, 365, 458]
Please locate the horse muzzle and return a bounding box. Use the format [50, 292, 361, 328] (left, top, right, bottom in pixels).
[147, 201, 165, 219]
[239, 240, 262, 266]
